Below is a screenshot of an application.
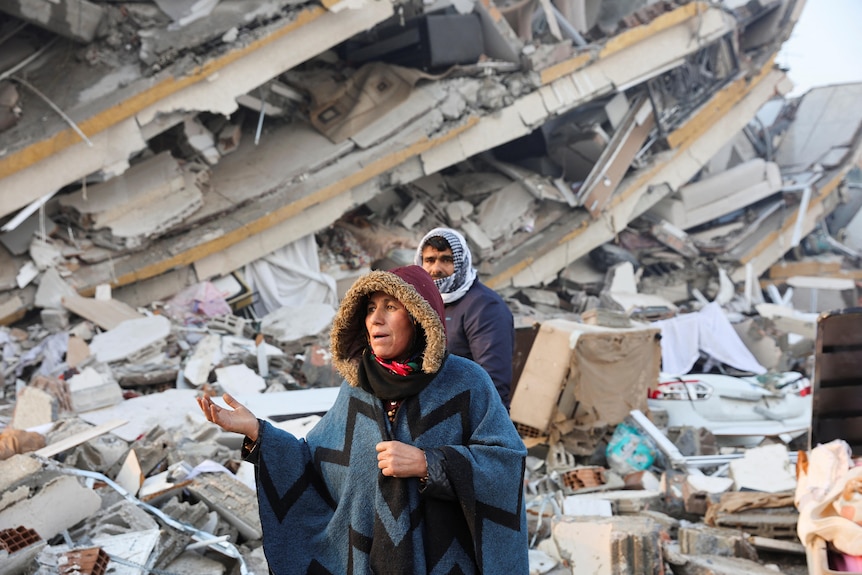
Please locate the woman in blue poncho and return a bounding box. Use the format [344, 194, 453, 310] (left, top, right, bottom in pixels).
[198, 265, 528, 574]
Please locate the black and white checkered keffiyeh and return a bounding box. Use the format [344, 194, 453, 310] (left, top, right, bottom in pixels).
[414, 227, 477, 304]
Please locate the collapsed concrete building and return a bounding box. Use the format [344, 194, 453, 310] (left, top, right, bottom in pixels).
[3, 0, 862, 573]
[2, 0, 844, 321]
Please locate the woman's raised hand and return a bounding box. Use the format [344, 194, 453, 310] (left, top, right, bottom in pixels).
[197, 393, 260, 441]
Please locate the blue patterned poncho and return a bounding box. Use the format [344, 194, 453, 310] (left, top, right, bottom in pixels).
[248, 268, 529, 574]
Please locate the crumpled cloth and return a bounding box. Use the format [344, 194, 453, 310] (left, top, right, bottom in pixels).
[796, 440, 862, 555]
[0, 428, 46, 460]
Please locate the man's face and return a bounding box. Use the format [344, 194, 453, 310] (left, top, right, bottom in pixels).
[421, 245, 455, 279]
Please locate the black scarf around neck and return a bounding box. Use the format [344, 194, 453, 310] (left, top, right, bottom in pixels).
[359, 349, 439, 401]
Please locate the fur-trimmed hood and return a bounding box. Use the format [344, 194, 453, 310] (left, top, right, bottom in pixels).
[331, 266, 447, 387]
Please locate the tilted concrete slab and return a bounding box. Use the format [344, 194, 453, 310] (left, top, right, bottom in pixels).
[483, 63, 791, 289]
[48, 2, 739, 299]
[0, 0, 397, 220]
[0, 475, 101, 540]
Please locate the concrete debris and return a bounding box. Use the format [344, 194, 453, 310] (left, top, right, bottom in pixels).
[2, 0, 861, 572]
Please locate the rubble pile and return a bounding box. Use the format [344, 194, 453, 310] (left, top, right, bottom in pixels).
[0, 283, 843, 575]
[2, 0, 862, 572]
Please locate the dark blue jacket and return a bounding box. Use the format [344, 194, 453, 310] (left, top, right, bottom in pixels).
[444, 279, 514, 407]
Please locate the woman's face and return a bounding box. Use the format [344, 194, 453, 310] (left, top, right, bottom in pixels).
[365, 291, 415, 360]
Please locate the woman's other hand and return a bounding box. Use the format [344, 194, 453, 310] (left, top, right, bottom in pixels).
[376, 441, 427, 479]
[198, 393, 260, 442]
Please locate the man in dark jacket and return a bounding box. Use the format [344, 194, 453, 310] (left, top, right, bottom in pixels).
[415, 227, 515, 408]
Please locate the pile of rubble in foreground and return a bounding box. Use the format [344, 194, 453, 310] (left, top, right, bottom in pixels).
[1, 276, 850, 575]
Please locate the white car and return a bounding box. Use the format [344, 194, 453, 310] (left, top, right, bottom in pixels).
[647, 371, 812, 448]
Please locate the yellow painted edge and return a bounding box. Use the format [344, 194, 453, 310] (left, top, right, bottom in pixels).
[667, 55, 777, 150]
[600, 2, 708, 59]
[739, 169, 848, 266]
[539, 2, 711, 88]
[0, 6, 328, 181]
[0, 308, 25, 327]
[767, 263, 842, 281]
[104, 116, 480, 289]
[478, 0, 505, 22]
[762, 269, 862, 286]
[539, 53, 593, 86]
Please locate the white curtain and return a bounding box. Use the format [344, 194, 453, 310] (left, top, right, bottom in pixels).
[244, 234, 338, 317]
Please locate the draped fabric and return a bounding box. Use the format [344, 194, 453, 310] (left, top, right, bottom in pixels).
[252, 355, 529, 575]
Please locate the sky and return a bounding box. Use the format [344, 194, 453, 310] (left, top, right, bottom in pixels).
[777, 0, 862, 96]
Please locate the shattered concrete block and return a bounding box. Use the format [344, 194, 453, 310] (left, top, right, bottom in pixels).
[174, 431, 234, 469]
[397, 199, 425, 230]
[187, 472, 262, 540]
[39, 529, 160, 575]
[0, 475, 101, 540]
[443, 202, 474, 231]
[59, 152, 204, 249]
[787, 275, 858, 313]
[61, 293, 144, 331]
[215, 364, 265, 397]
[678, 523, 758, 560]
[650, 221, 699, 258]
[364, 188, 403, 218]
[183, 117, 220, 165]
[183, 333, 223, 386]
[67, 367, 124, 413]
[562, 496, 613, 518]
[208, 314, 248, 337]
[459, 220, 494, 258]
[729, 444, 796, 493]
[240, 544, 270, 575]
[665, 553, 790, 575]
[131, 426, 175, 477]
[683, 474, 732, 516]
[580, 308, 632, 328]
[69, 499, 158, 540]
[0, 0, 104, 43]
[623, 470, 661, 492]
[475, 181, 534, 241]
[710, 507, 799, 541]
[604, 91, 630, 130]
[0, 485, 29, 516]
[10, 386, 57, 430]
[217, 122, 243, 155]
[165, 550, 227, 574]
[139, 468, 194, 506]
[0, 455, 43, 494]
[682, 476, 726, 517]
[114, 450, 144, 497]
[89, 315, 171, 364]
[63, 432, 129, 475]
[550, 515, 666, 575]
[574, 489, 663, 515]
[515, 288, 560, 308]
[34, 268, 77, 310]
[667, 426, 718, 457]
